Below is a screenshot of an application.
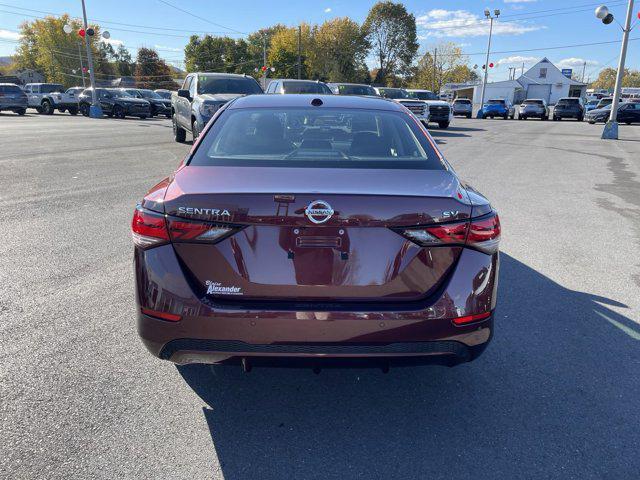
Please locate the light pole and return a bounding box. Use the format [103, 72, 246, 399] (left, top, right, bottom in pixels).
[79, 0, 102, 118]
[595, 2, 636, 139]
[478, 8, 500, 118]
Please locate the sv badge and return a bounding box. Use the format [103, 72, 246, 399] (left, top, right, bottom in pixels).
[442, 210, 459, 218]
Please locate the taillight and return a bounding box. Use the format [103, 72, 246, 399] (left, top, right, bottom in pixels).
[131, 206, 169, 248]
[452, 311, 492, 325]
[132, 206, 243, 248]
[166, 217, 241, 243]
[396, 212, 500, 254]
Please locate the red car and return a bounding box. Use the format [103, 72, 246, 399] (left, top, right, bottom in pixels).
[132, 94, 500, 371]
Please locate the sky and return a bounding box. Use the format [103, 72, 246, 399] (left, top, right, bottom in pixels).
[0, 0, 638, 83]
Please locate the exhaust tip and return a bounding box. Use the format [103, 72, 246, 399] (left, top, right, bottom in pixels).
[241, 357, 252, 373]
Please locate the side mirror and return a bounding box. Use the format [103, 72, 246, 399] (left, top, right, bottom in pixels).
[177, 89, 190, 100]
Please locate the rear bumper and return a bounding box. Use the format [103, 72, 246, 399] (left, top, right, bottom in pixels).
[135, 244, 499, 366]
[0, 100, 27, 109]
[554, 110, 582, 118]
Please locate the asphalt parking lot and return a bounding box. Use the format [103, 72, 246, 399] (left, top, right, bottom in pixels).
[1, 113, 639, 479]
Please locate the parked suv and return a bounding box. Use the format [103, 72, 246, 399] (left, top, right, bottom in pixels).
[55, 87, 85, 115]
[552, 97, 584, 121]
[24, 83, 64, 114]
[517, 99, 549, 120]
[265, 79, 333, 94]
[172, 72, 263, 142]
[123, 88, 171, 117]
[0, 83, 28, 115]
[327, 82, 379, 96]
[78, 88, 151, 119]
[407, 89, 453, 129]
[374, 87, 430, 126]
[481, 99, 514, 119]
[451, 98, 472, 118]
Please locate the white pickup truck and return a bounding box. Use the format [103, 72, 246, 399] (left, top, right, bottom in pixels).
[23, 83, 84, 115]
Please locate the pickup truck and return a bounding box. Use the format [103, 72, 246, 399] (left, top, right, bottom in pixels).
[373, 87, 431, 126]
[171, 72, 263, 142]
[406, 89, 453, 128]
[23, 83, 83, 115]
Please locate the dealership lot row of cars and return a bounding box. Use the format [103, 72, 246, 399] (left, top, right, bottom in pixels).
[3, 78, 640, 131]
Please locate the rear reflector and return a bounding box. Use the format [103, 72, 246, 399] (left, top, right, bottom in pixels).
[452, 311, 492, 325]
[396, 212, 500, 254]
[141, 307, 181, 322]
[166, 217, 238, 243]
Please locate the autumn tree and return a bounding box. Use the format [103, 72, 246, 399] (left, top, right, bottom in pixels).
[363, 1, 418, 85]
[268, 24, 314, 79]
[134, 47, 175, 89]
[184, 35, 252, 73]
[410, 42, 478, 91]
[309, 18, 370, 82]
[592, 67, 640, 89]
[15, 14, 106, 87]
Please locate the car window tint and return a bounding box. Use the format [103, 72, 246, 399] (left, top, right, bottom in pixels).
[0, 85, 22, 93]
[282, 82, 331, 94]
[190, 108, 444, 170]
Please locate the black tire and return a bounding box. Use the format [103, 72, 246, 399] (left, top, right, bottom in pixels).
[503, 114, 508, 120]
[80, 104, 89, 116]
[59, 108, 66, 113]
[192, 119, 199, 141]
[542, 115, 548, 121]
[68, 107, 78, 116]
[41, 100, 54, 115]
[173, 114, 186, 143]
[106, 112, 113, 118]
[165, 113, 171, 119]
[577, 116, 583, 122]
[113, 105, 125, 119]
[139, 115, 147, 120]
[626, 121, 632, 125]
[466, 113, 471, 119]
[16, 108, 26, 115]
[588, 120, 596, 124]
[438, 121, 450, 129]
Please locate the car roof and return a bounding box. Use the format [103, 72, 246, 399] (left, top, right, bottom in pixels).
[280, 79, 328, 84]
[406, 89, 433, 92]
[327, 82, 373, 86]
[0, 82, 20, 86]
[192, 72, 256, 79]
[227, 93, 405, 112]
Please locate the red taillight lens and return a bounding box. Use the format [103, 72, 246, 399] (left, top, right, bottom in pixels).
[141, 307, 181, 322]
[166, 217, 239, 243]
[468, 213, 500, 253]
[131, 207, 169, 248]
[397, 213, 500, 253]
[452, 311, 492, 325]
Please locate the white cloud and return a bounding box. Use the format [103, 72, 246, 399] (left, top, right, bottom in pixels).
[496, 55, 539, 66]
[0, 29, 21, 41]
[324, 7, 332, 13]
[416, 9, 544, 38]
[154, 44, 182, 52]
[101, 37, 124, 47]
[556, 57, 598, 68]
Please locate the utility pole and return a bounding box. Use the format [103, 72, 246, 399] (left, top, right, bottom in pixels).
[80, 0, 102, 117]
[596, 1, 635, 139]
[77, 40, 86, 87]
[581, 61, 587, 83]
[521, 62, 525, 76]
[433, 48, 437, 92]
[297, 25, 302, 79]
[262, 33, 267, 89]
[479, 8, 500, 118]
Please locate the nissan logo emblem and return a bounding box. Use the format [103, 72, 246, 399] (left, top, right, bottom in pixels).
[305, 200, 334, 224]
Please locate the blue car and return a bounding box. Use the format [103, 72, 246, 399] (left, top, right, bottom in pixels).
[584, 99, 599, 112]
[480, 98, 514, 119]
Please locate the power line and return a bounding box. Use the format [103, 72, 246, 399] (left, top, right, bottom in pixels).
[155, 0, 247, 35]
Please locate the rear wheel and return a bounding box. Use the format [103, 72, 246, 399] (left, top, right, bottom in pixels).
[15, 108, 26, 115]
[113, 105, 125, 119]
[139, 115, 147, 120]
[68, 107, 78, 115]
[438, 121, 449, 129]
[41, 100, 54, 115]
[173, 114, 186, 143]
[80, 104, 89, 116]
[503, 114, 508, 120]
[466, 113, 471, 119]
[577, 115, 583, 122]
[542, 115, 548, 121]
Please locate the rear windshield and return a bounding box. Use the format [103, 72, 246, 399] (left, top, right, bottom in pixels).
[557, 98, 580, 105]
[0, 84, 22, 93]
[190, 107, 444, 170]
[198, 76, 262, 95]
[487, 99, 505, 105]
[453, 99, 471, 104]
[523, 100, 544, 105]
[155, 90, 172, 99]
[283, 82, 332, 94]
[139, 89, 161, 99]
[336, 84, 377, 96]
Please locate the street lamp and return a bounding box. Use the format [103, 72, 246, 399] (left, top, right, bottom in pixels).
[595, 2, 636, 139]
[478, 8, 500, 118]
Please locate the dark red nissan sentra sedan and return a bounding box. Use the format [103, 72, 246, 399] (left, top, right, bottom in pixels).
[132, 94, 500, 370]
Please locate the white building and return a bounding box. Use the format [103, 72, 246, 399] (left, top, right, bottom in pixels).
[453, 58, 587, 106]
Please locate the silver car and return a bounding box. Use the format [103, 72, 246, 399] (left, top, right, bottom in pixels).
[452, 98, 472, 118]
[517, 99, 549, 120]
[0, 83, 28, 115]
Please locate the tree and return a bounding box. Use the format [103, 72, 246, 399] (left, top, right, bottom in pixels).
[309, 18, 370, 82]
[268, 24, 314, 79]
[134, 47, 175, 89]
[15, 14, 105, 87]
[410, 42, 477, 91]
[363, 1, 418, 85]
[246, 25, 286, 80]
[592, 67, 640, 89]
[114, 44, 134, 77]
[184, 35, 251, 74]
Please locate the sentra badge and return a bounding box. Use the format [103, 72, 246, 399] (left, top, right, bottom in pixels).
[178, 207, 231, 217]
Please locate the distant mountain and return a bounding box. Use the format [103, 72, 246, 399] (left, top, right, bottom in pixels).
[170, 65, 185, 75]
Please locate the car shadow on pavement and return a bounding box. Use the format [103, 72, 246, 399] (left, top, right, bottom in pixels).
[177, 253, 640, 480]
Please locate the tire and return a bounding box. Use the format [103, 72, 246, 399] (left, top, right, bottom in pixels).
[16, 108, 26, 115]
[466, 113, 471, 119]
[80, 104, 89, 116]
[626, 121, 632, 125]
[139, 115, 147, 120]
[173, 114, 186, 143]
[41, 100, 54, 115]
[192, 119, 199, 141]
[577, 116, 583, 122]
[588, 120, 596, 124]
[542, 115, 548, 121]
[438, 121, 450, 129]
[68, 107, 78, 116]
[113, 105, 125, 119]
[59, 108, 66, 113]
[503, 114, 508, 120]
